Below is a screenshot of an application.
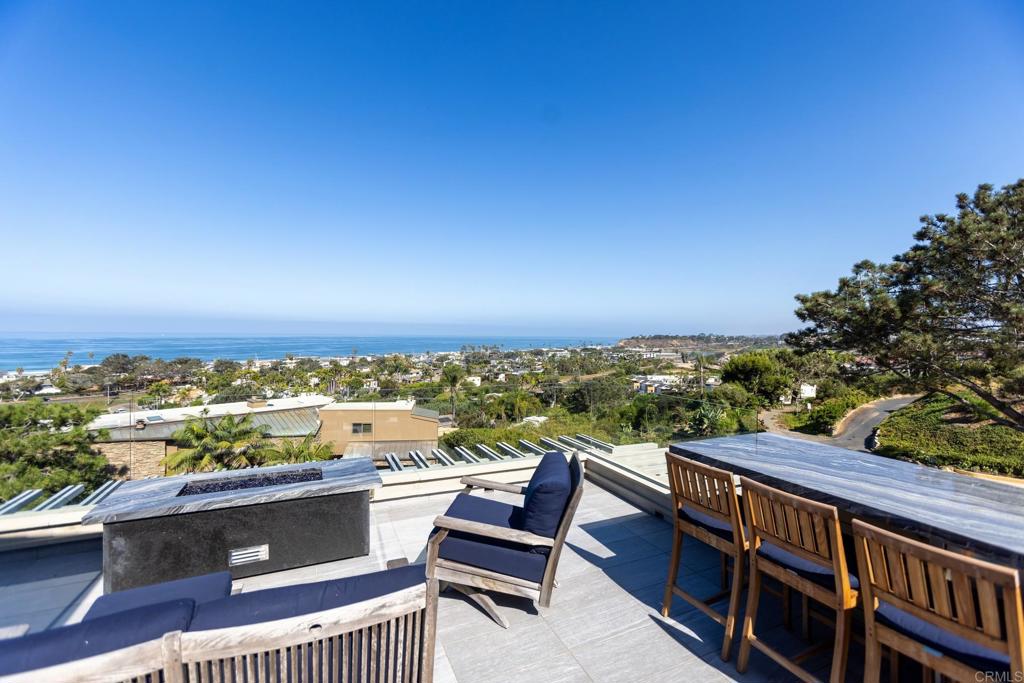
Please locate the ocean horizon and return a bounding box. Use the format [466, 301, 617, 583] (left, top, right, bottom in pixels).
[0, 335, 621, 372]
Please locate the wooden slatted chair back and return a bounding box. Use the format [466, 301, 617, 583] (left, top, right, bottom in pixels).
[666, 453, 743, 541]
[178, 581, 435, 683]
[853, 519, 1024, 672]
[740, 476, 845, 577]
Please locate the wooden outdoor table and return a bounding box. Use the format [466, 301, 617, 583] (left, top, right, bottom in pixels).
[671, 433, 1024, 570]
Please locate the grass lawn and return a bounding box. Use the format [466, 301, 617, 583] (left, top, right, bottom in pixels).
[876, 393, 1024, 477]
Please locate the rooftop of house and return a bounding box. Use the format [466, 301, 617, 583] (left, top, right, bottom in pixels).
[0, 476, 850, 683]
[3, 434, 1021, 681]
[89, 394, 336, 431]
[318, 399, 419, 412]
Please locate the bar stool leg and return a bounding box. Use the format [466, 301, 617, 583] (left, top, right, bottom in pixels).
[736, 562, 762, 674]
[661, 526, 682, 617]
[783, 585, 792, 629]
[720, 550, 744, 661]
[863, 632, 883, 683]
[801, 593, 811, 640]
[829, 608, 853, 683]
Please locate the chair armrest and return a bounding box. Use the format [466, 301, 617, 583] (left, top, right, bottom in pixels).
[432, 515, 554, 547]
[460, 476, 526, 495]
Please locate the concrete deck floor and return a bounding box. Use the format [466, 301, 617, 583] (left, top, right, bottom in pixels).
[0, 482, 873, 682]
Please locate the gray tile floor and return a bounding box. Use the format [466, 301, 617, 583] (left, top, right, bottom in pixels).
[0, 483, 874, 682]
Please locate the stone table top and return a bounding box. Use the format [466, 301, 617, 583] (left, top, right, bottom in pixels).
[671, 433, 1024, 568]
[82, 458, 382, 524]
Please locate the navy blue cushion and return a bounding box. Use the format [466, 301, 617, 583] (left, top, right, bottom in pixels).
[679, 506, 735, 543]
[0, 600, 194, 676]
[756, 541, 859, 590]
[84, 571, 232, 621]
[522, 452, 571, 539]
[874, 602, 1010, 673]
[435, 493, 548, 583]
[189, 564, 424, 631]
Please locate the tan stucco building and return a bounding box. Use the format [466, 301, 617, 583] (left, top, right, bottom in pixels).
[318, 400, 439, 457]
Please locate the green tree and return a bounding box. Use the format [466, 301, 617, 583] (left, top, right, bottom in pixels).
[789, 181, 1024, 431]
[0, 400, 118, 501]
[720, 352, 792, 404]
[442, 364, 465, 420]
[265, 434, 335, 463]
[164, 414, 271, 473]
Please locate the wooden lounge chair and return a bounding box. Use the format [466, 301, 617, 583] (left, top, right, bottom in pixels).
[852, 519, 1024, 682]
[661, 452, 748, 661]
[736, 477, 859, 683]
[0, 565, 438, 683]
[426, 451, 584, 628]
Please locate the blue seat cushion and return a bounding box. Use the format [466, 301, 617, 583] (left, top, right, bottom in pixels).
[679, 506, 735, 543]
[875, 602, 1011, 673]
[522, 452, 571, 539]
[435, 493, 548, 583]
[84, 571, 232, 621]
[757, 541, 859, 590]
[189, 564, 424, 631]
[0, 599, 194, 676]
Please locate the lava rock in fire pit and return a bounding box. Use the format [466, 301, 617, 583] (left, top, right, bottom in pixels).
[177, 469, 322, 497]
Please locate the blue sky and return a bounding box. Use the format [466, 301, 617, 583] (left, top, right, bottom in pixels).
[1, 1, 1022, 337]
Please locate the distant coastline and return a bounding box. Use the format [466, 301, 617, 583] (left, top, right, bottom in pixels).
[0, 335, 619, 372]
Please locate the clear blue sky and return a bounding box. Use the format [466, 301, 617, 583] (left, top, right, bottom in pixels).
[1, 1, 1022, 337]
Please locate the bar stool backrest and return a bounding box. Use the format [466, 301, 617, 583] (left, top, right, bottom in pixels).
[741, 477, 848, 581]
[666, 453, 744, 543]
[852, 519, 1024, 672]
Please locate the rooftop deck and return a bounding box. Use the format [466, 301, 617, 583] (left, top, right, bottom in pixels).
[0, 477, 867, 682]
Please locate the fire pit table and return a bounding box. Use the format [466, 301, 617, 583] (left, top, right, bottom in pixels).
[83, 458, 382, 592]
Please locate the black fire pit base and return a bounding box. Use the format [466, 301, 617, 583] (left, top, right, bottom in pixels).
[103, 491, 370, 593]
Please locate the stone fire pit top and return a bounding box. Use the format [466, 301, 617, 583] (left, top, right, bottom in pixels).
[82, 458, 382, 525]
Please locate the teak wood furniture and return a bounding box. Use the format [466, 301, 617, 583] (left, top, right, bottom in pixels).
[0, 567, 438, 683]
[736, 477, 859, 683]
[661, 452, 748, 661]
[853, 519, 1024, 682]
[426, 453, 584, 628]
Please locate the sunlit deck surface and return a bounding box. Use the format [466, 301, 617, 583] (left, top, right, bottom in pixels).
[0, 483, 868, 682]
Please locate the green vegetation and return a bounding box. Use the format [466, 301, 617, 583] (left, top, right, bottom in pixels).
[0, 400, 119, 500]
[790, 180, 1024, 433]
[163, 414, 336, 474]
[265, 434, 335, 463]
[876, 393, 1024, 476]
[164, 414, 272, 474]
[785, 390, 873, 435]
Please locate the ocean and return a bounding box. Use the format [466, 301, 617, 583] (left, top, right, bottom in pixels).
[0, 335, 619, 372]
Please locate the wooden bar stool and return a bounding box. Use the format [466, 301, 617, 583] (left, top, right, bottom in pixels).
[661, 453, 747, 661]
[852, 519, 1024, 682]
[736, 477, 859, 683]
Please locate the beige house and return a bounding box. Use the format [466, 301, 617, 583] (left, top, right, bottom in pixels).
[318, 400, 439, 458]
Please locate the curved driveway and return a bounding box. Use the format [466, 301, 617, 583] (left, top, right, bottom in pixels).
[828, 395, 921, 451]
[765, 395, 922, 452]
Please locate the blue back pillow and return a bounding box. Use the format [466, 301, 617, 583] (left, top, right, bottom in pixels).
[521, 452, 571, 539]
[0, 599, 194, 676]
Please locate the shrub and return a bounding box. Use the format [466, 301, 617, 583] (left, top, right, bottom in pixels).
[804, 390, 871, 435]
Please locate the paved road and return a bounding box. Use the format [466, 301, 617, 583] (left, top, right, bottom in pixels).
[828, 395, 921, 452]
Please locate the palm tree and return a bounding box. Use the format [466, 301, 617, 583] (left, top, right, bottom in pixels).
[265, 434, 335, 463]
[164, 414, 271, 474]
[442, 364, 465, 421]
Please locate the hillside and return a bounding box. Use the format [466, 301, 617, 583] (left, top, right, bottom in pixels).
[876, 393, 1024, 477]
[616, 334, 783, 353]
